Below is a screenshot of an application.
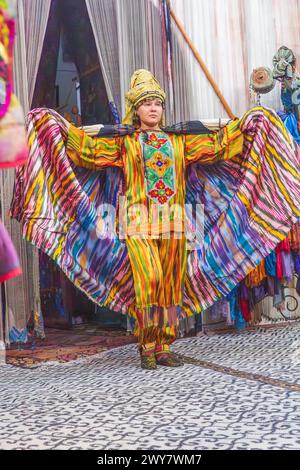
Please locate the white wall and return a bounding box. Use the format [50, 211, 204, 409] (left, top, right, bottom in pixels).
[170, 0, 300, 120]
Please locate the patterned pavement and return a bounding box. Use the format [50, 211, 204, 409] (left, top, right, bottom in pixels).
[1, 323, 300, 450]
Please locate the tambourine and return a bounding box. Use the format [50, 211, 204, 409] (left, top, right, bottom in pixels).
[250, 67, 276, 94]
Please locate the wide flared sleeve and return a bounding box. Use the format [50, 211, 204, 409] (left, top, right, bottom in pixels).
[184, 118, 244, 166]
[66, 124, 123, 170]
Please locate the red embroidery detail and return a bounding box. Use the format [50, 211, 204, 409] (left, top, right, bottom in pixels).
[145, 133, 168, 149]
[156, 180, 165, 189]
[165, 188, 174, 196]
[148, 189, 159, 197]
[158, 195, 168, 204]
[148, 180, 174, 204]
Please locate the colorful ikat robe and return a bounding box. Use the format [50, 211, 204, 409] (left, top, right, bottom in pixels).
[10, 106, 300, 321]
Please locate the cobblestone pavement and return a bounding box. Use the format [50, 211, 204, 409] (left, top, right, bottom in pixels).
[1, 323, 300, 450]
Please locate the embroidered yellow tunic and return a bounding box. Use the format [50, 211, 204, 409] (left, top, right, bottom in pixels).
[66, 120, 244, 236]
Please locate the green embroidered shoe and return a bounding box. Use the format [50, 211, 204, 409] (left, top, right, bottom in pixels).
[156, 352, 183, 367]
[155, 344, 184, 367]
[139, 344, 157, 370]
[155, 352, 183, 367]
[170, 353, 184, 366]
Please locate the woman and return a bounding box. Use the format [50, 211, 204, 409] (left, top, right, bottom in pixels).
[11, 69, 300, 370]
[65, 70, 199, 369]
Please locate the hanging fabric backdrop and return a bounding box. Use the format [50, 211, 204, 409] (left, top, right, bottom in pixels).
[4, 0, 300, 342]
[1, 0, 51, 344]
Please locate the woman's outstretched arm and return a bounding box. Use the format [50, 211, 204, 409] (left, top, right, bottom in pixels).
[66, 123, 123, 170]
[184, 118, 244, 166]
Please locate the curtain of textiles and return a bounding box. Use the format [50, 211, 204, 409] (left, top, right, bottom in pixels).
[85, 0, 121, 116]
[13, 0, 51, 110]
[61, 0, 111, 125]
[0, 0, 51, 344]
[85, 0, 300, 123]
[86, 0, 172, 121]
[115, 0, 169, 119]
[170, 0, 300, 119]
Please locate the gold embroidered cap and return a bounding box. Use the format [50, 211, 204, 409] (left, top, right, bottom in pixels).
[122, 69, 166, 125]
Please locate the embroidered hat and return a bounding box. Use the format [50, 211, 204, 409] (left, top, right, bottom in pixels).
[122, 69, 166, 125]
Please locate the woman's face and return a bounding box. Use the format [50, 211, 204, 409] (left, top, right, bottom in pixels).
[135, 98, 163, 128]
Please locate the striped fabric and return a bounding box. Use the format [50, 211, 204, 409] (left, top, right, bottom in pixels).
[126, 231, 186, 339]
[184, 106, 300, 315]
[10, 106, 300, 325]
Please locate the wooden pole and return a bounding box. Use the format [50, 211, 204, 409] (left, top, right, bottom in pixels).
[167, 0, 236, 119]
